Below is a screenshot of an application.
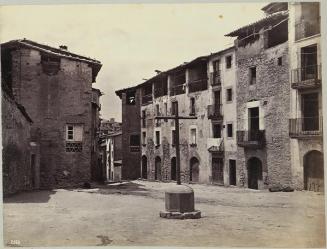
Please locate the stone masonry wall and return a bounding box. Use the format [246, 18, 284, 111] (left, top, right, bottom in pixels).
[10, 48, 94, 188]
[141, 72, 211, 184]
[121, 89, 141, 180]
[236, 34, 292, 189]
[2, 91, 33, 195]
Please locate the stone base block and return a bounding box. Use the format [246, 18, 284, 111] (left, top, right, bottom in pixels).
[159, 210, 201, 219]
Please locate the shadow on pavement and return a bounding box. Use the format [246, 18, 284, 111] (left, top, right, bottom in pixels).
[70, 181, 164, 199]
[3, 190, 56, 203]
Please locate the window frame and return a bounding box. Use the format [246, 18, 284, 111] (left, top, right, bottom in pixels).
[226, 123, 233, 138]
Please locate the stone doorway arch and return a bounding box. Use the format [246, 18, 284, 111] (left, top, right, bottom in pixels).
[304, 150, 324, 192]
[190, 157, 200, 182]
[247, 157, 262, 190]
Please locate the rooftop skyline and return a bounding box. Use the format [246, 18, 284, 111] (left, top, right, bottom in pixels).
[0, 2, 268, 121]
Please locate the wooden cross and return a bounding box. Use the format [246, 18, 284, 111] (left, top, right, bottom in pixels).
[155, 101, 197, 185]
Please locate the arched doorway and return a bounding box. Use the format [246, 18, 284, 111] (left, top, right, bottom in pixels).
[141, 155, 147, 179]
[304, 150, 324, 192]
[155, 156, 162, 181]
[247, 157, 262, 190]
[171, 157, 176, 181]
[190, 157, 200, 182]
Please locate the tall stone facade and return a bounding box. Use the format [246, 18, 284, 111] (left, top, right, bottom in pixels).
[226, 9, 292, 189]
[1, 39, 102, 189]
[116, 87, 141, 180]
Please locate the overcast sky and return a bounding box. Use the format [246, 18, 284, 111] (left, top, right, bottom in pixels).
[0, 2, 268, 121]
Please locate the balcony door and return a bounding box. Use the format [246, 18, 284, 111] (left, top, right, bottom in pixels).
[248, 107, 259, 140]
[302, 93, 319, 131]
[214, 91, 221, 114]
[301, 45, 317, 81]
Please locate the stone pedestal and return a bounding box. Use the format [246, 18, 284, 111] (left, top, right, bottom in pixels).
[160, 185, 201, 219]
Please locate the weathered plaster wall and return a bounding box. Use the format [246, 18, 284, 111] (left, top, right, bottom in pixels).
[2, 91, 37, 195]
[288, 2, 323, 190]
[10, 48, 94, 188]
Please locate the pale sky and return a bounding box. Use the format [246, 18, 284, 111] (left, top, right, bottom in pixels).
[0, 2, 268, 121]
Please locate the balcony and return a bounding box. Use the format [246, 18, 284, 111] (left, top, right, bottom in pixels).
[210, 71, 221, 87]
[188, 78, 208, 93]
[141, 94, 153, 105]
[170, 84, 185, 96]
[289, 117, 323, 138]
[291, 65, 321, 89]
[154, 87, 167, 98]
[237, 130, 265, 148]
[295, 18, 320, 41]
[207, 104, 223, 120]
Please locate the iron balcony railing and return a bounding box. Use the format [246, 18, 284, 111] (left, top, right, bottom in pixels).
[295, 17, 320, 41]
[237, 130, 265, 148]
[207, 104, 223, 120]
[210, 71, 221, 86]
[289, 116, 323, 138]
[188, 78, 208, 93]
[291, 64, 321, 89]
[141, 93, 153, 105]
[170, 84, 185, 96]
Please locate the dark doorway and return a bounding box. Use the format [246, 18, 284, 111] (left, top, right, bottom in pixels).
[212, 157, 224, 185]
[190, 157, 200, 182]
[301, 45, 317, 81]
[229, 159, 236, 186]
[302, 93, 319, 131]
[142, 155, 147, 179]
[247, 157, 262, 189]
[171, 157, 176, 181]
[304, 150, 324, 192]
[31, 154, 36, 188]
[248, 107, 259, 140]
[155, 156, 161, 181]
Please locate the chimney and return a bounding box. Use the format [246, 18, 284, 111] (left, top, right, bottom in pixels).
[59, 45, 68, 50]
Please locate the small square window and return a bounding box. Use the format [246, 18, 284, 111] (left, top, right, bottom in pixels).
[278, 57, 282, 66]
[226, 56, 232, 69]
[226, 88, 233, 102]
[126, 91, 136, 105]
[227, 123, 233, 138]
[130, 135, 140, 146]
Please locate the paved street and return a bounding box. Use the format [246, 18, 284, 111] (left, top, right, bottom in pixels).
[3, 180, 326, 247]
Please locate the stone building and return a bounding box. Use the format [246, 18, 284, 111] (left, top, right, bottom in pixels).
[116, 50, 237, 184]
[2, 83, 40, 196]
[115, 86, 141, 180]
[116, 2, 323, 191]
[288, 2, 323, 191]
[226, 4, 291, 190]
[100, 118, 122, 135]
[99, 132, 123, 182]
[1, 39, 102, 189]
